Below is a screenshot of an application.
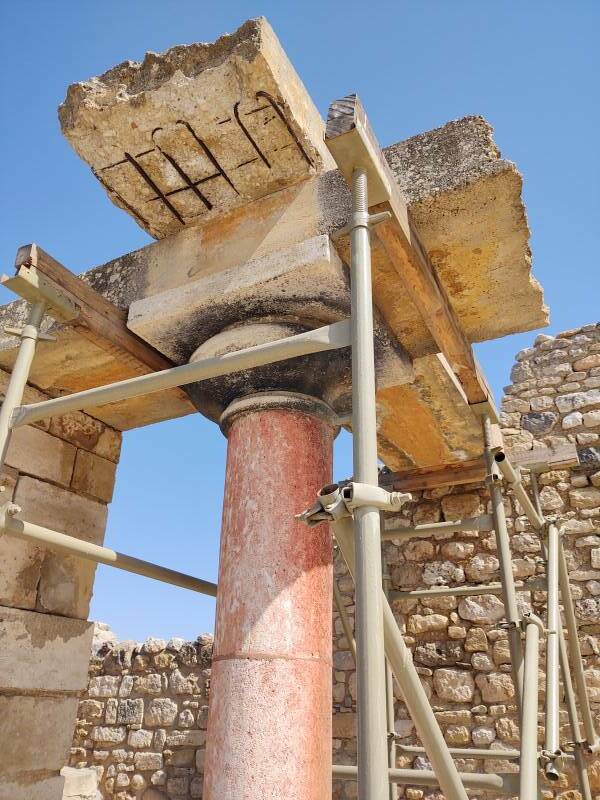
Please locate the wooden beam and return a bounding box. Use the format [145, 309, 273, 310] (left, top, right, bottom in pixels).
[14, 244, 176, 377]
[380, 442, 581, 492]
[325, 94, 491, 407]
[511, 442, 579, 472]
[379, 458, 487, 492]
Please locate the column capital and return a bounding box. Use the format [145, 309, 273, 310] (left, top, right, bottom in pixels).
[219, 391, 339, 436]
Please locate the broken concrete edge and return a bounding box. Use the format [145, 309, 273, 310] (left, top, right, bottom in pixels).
[0, 114, 546, 351]
[58, 17, 335, 239]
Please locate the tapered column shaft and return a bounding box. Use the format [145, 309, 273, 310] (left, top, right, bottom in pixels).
[203, 401, 334, 800]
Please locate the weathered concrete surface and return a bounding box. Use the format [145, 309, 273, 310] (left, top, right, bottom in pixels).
[0, 112, 545, 450]
[0, 606, 93, 692]
[204, 403, 333, 800]
[59, 17, 334, 239]
[0, 300, 196, 430]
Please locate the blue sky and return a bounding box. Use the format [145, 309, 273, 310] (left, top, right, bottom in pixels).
[1, 1, 598, 641]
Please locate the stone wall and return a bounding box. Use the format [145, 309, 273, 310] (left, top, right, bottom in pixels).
[69, 627, 212, 799]
[331, 321, 600, 799]
[0, 368, 121, 800]
[68, 323, 600, 800]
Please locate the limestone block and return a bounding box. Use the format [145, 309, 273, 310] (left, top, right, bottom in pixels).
[476, 672, 515, 702]
[59, 18, 334, 239]
[145, 698, 178, 726]
[60, 766, 99, 798]
[49, 411, 104, 451]
[0, 695, 79, 780]
[432, 668, 475, 702]
[570, 487, 600, 509]
[458, 594, 505, 624]
[13, 476, 108, 618]
[5, 425, 76, 487]
[134, 752, 163, 771]
[0, 606, 93, 692]
[71, 450, 117, 503]
[0, 775, 65, 800]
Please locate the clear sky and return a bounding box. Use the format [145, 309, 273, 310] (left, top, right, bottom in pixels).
[1, 1, 598, 642]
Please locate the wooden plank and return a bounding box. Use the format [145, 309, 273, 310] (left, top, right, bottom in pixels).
[14, 244, 177, 376]
[511, 442, 579, 471]
[380, 442, 581, 492]
[379, 458, 487, 492]
[325, 94, 490, 407]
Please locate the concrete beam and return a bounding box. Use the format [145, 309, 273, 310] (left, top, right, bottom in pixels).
[59, 17, 335, 239]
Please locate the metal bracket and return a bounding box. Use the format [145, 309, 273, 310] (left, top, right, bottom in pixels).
[297, 482, 411, 527]
[3, 325, 56, 342]
[1, 265, 80, 323]
[337, 210, 392, 236]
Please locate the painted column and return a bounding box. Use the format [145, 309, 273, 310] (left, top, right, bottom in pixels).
[203, 392, 336, 800]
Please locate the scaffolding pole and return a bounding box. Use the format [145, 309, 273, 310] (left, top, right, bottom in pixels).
[0, 301, 46, 474]
[332, 764, 521, 794]
[348, 167, 389, 800]
[0, 505, 217, 596]
[519, 613, 542, 800]
[10, 320, 351, 428]
[559, 625, 593, 800]
[544, 522, 561, 777]
[333, 515, 469, 800]
[483, 418, 524, 710]
[558, 535, 598, 750]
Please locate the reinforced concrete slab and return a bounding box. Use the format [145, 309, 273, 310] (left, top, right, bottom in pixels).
[59, 17, 334, 239]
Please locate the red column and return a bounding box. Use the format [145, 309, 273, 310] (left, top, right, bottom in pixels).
[203, 394, 335, 800]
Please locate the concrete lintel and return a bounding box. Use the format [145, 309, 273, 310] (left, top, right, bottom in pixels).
[128, 235, 414, 426]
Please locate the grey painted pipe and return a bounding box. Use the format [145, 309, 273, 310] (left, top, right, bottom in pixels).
[349, 167, 389, 800]
[0, 511, 217, 596]
[559, 625, 593, 800]
[390, 578, 545, 601]
[11, 320, 351, 428]
[494, 451, 545, 530]
[520, 616, 541, 800]
[0, 301, 45, 473]
[545, 523, 561, 759]
[396, 744, 520, 760]
[332, 764, 520, 794]
[381, 515, 494, 540]
[333, 516, 468, 800]
[383, 577, 399, 800]
[484, 421, 524, 713]
[557, 536, 598, 748]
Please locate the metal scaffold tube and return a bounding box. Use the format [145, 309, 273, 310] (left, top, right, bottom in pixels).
[494, 450, 545, 530]
[0, 507, 217, 596]
[349, 167, 389, 800]
[383, 575, 398, 800]
[483, 418, 524, 710]
[559, 625, 593, 800]
[381, 515, 494, 540]
[390, 578, 545, 601]
[333, 516, 469, 800]
[332, 764, 520, 794]
[10, 320, 351, 428]
[544, 522, 561, 774]
[557, 535, 598, 750]
[0, 301, 46, 473]
[519, 614, 543, 800]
